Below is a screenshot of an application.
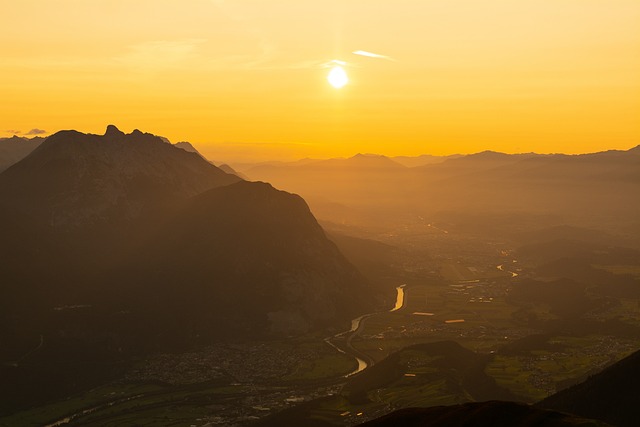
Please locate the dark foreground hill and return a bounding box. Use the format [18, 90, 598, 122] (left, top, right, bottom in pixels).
[342, 341, 516, 405]
[357, 347, 640, 427]
[362, 349, 640, 426]
[357, 401, 609, 427]
[538, 349, 640, 427]
[256, 341, 518, 426]
[126, 180, 371, 339]
[0, 126, 373, 414]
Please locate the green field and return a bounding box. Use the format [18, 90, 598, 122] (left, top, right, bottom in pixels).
[0, 337, 355, 427]
[485, 334, 640, 402]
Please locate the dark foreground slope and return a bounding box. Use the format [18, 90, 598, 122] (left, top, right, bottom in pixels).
[357, 401, 609, 427]
[356, 347, 640, 427]
[539, 349, 640, 427]
[0, 126, 372, 414]
[342, 341, 516, 405]
[256, 341, 518, 426]
[118, 179, 372, 340]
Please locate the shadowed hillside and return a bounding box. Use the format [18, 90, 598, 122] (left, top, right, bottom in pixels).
[357, 401, 609, 427]
[539, 349, 640, 427]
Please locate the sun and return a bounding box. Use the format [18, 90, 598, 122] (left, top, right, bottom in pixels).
[327, 66, 348, 89]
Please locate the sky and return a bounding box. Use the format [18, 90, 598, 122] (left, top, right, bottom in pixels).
[1, 0, 639, 162]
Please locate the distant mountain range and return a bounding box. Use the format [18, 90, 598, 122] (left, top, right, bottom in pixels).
[0, 125, 373, 413]
[239, 146, 640, 233]
[173, 140, 247, 178]
[16, 134, 640, 235]
[7, 134, 638, 233]
[0, 135, 44, 172]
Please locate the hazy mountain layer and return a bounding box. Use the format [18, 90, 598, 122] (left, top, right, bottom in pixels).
[240, 147, 640, 232]
[0, 135, 43, 172]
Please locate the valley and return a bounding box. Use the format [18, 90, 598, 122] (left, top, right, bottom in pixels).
[3, 215, 639, 427]
[1, 130, 639, 427]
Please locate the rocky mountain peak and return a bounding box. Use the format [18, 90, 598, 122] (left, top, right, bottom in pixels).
[104, 124, 125, 138]
[0, 127, 240, 228]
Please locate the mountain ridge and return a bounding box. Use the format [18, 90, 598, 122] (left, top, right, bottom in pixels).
[0, 125, 375, 414]
[0, 125, 239, 229]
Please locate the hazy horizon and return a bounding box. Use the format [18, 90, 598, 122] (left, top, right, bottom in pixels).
[4, 125, 639, 164]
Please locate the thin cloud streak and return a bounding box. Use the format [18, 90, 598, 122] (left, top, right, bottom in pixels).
[352, 50, 395, 61]
[209, 0, 277, 70]
[117, 39, 207, 69]
[318, 59, 348, 69]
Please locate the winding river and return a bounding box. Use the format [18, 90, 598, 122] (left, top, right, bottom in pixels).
[326, 284, 407, 377]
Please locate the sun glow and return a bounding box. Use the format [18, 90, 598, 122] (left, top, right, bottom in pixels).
[1, 2, 639, 157]
[327, 66, 348, 89]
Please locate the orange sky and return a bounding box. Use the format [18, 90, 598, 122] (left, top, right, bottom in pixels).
[1, 0, 639, 162]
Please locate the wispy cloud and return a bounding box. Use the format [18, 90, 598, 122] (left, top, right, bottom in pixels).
[117, 39, 207, 69]
[2, 128, 47, 137]
[300, 51, 395, 72]
[319, 59, 348, 68]
[353, 50, 396, 61]
[209, 0, 277, 70]
[219, 140, 318, 147]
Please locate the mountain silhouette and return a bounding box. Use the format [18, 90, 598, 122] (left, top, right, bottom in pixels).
[0, 126, 373, 413]
[0, 125, 372, 340]
[0, 125, 239, 229]
[173, 140, 204, 156]
[173, 140, 248, 178]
